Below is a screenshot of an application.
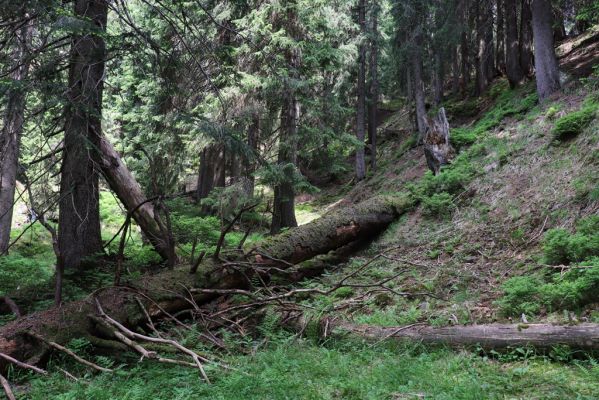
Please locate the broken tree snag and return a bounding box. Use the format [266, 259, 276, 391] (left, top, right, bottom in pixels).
[253, 195, 412, 265]
[423, 107, 455, 175]
[293, 317, 599, 350]
[98, 135, 172, 260]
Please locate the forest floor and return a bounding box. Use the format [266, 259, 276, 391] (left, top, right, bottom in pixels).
[2, 31, 599, 400]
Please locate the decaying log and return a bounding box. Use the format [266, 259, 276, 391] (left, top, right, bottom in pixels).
[290, 315, 599, 350]
[0, 195, 410, 372]
[253, 195, 411, 265]
[423, 107, 455, 175]
[98, 135, 173, 261]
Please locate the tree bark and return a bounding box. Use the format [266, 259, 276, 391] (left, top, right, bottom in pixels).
[0, 15, 32, 254]
[367, 0, 378, 172]
[412, 26, 427, 142]
[519, 0, 534, 76]
[505, 0, 525, 86]
[58, 0, 107, 271]
[271, 0, 300, 234]
[496, 0, 506, 74]
[355, 0, 367, 181]
[531, 0, 561, 100]
[98, 136, 173, 261]
[460, 0, 470, 94]
[424, 108, 455, 175]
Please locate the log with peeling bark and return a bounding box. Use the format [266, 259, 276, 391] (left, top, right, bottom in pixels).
[288, 316, 599, 351]
[98, 135, 173, 261]
[0, 195, 408, 372]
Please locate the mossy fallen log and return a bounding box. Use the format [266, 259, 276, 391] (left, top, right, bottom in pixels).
[0, 195, 411, 371]
[254, 195, 411, 265]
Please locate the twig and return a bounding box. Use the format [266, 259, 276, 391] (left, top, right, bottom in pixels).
[134, 298, 162, 338]
[0, 373, 15, 400]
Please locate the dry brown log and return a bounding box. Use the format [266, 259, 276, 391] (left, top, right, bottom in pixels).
[0, 195, 409, 372]
[290, 315, 599, 350]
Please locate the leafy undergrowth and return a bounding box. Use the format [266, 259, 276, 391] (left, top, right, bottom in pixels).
[20, 336, 599, 400]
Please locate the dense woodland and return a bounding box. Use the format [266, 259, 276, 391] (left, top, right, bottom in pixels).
[0, 0, 598, 398]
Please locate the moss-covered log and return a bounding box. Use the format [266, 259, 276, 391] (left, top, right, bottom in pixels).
[0, 195, 411, 371]
[254, 195, 411, 264]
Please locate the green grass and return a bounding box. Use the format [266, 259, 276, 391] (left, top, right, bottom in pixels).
[20, 338, 599, 400]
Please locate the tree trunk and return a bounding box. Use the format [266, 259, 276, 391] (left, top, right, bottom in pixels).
[519, 0, 534, 76]
[0, 16, 32, 254]
[98, 136, 173, 261]
[271, 0, 300, 234]
[195, 145, 225, 203]
[460, 0, 470, 94]
[552, 6, 566, 42]
[355, 0, 367, 181]
[412, 25, 427, 142]
[58, 0, 107, 271]
[496, 0, 506, 74]
[505, 0, 525, 86]
[531, 0, 561, 100]
[367, 0, 378, 172]
[0, 195, 410, 370]
[474, 0, 489, 95]
[433, 48, 444, 106]
[452, 46, 460, 96]
[241, 115, 259, 197]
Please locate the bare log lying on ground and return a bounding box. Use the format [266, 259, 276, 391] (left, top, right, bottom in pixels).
[289, 315, 599, 350]
[0, 195, 408, 372]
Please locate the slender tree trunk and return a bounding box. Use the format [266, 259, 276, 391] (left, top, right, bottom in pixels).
[241, 115, 259, 197]
[58, 0, 107, 271]
[485, 3, 496, 81]
[496, 0, 506, 74]
[271, 0, 300, 234]
[367, 0, 378, 172]
[433, 50, 444, 105]
[552, 6, 566, 41]
[0, 16, 31, 254]
[460, 0, 471, 94]
[505, 0, 525, 86]
[474, 0, 486, 95]
[355, 0, 367, 181]
[452, 46, 460, 95]
[520, 0, 534, 76]
[531, 0, 561, 100]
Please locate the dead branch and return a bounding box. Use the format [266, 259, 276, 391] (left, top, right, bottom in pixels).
[95, 299, 211, 383]
[0, 373, 15, 400]
[0, 353, 47, 375]
[26, 332, 112, 373]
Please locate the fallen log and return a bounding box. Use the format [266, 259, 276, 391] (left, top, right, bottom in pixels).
[0, 195, 407, 371]
[254, 195, 411, 264]
[291, 316, 599, 350]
